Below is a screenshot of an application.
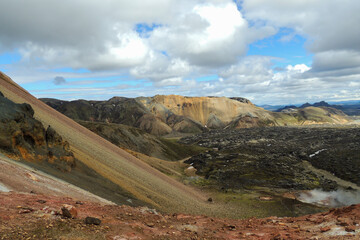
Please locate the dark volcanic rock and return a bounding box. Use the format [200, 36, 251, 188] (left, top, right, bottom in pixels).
[230, 97, 252, 104]
[85, 216, 101, 225]
[181, 127, 360, 190]
[0, 91, 76, 172]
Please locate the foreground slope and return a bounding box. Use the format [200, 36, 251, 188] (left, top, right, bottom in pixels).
[0, 192, 359, 239]
[0, 71, 213, 215]
[0, 154, 113, 205]
[0, 90, 135, 205]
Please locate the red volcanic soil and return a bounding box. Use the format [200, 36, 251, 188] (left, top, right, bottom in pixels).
[0, 192, 359, 240]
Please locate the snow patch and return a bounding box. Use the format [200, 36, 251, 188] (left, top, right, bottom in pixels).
[309, 149, 327, 158]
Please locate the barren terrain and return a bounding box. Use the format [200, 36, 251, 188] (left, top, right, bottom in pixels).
[0, 192, 359, 239]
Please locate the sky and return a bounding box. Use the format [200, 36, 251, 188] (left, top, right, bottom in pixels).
[0, 0, 359, 105]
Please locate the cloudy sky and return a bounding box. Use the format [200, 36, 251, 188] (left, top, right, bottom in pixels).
[0, 0, 359, 105]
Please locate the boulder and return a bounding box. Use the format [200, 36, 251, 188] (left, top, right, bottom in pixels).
[85, 216, 101, 225]
[61, 204, 78, 218]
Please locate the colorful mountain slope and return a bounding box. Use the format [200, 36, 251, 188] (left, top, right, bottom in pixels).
[0, 71, 213, 215]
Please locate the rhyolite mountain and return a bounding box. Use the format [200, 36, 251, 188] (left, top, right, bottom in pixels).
[41, 95, 349, 136]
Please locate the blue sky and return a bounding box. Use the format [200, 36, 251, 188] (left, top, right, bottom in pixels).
[0, 0, 359, 105]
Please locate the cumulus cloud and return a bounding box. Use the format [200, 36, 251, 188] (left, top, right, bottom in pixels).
[0, 0, 359, 104]
[242, 0, 360, 50]
[220, 56, 274, 84]
[150, 2, 275, 67]
[0, 0, 169, 70]
[53, 76, 66, 85]
[154, 77, 184, 87]
[242, 0, 360, 74]
[0, 0, 275, 72]
[130, 52, 193, 81]
[310, 50, 360, 72]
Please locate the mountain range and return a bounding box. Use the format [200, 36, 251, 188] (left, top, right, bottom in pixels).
[40, 95, 350, 137]
[262, 100, 360, 116]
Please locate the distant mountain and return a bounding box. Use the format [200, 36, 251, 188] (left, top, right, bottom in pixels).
[275, 105, 298, 112]
[304, 101, 331, 108]
[41, 95, 350, 136]
[276, 101, 360, 116]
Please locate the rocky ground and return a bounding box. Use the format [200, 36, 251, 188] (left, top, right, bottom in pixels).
[181, 126, 360, 191]
[0, 192, 359, 240]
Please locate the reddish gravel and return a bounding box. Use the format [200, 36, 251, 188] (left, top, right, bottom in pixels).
[0, 192, 359, 240]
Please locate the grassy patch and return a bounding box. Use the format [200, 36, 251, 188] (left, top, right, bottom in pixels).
[159, 138, 208, 161]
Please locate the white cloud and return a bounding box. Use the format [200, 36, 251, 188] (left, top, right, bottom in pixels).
[95, 31, 149, 69]
[243, 0, 360, 49]
[272, 64, 311, 85]
[0, 0, 359, 105]
[242, 0, 360, 68]
[130, 52, 193, 81]
[154, 77, 183, 87]
[0, 0, 275, 72]
[150, 1, 275, 67]
[311, 50, 360, 72]
[220, 56, 274, 83]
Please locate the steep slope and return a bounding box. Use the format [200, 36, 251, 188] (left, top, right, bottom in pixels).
[0, 90, 145, 206]
[77, 120, 205, 161]
[0, 71, 213, 215]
